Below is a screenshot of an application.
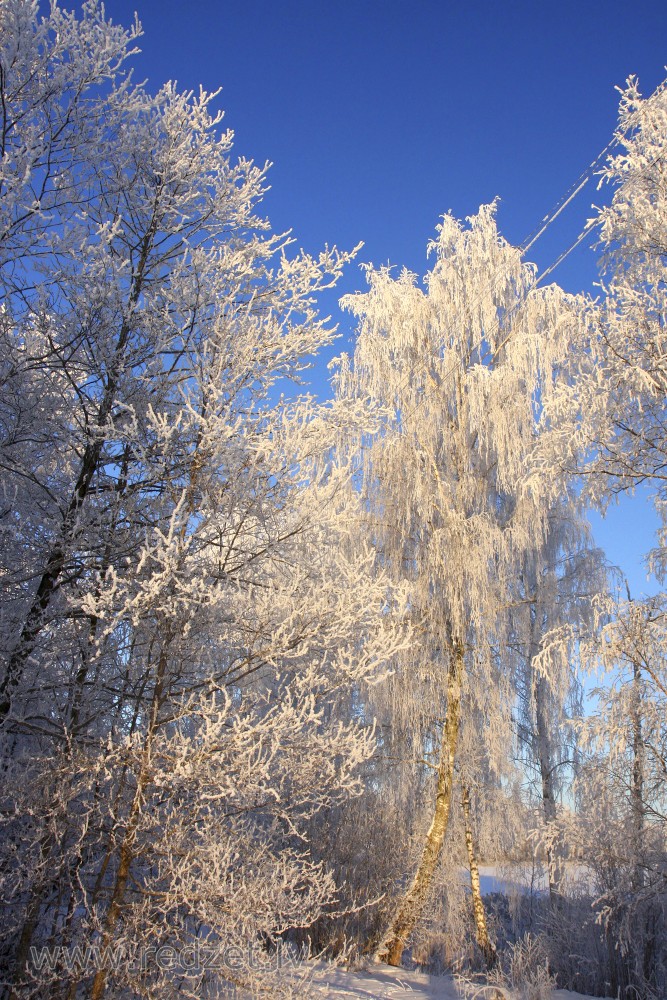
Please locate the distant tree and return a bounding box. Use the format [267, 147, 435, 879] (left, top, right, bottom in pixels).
[527, 77, 667, 998]
[574, 593, 667, 999]
[511, 509, 606, 901]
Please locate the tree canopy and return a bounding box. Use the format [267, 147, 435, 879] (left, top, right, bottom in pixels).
[1, 5, 666, 999]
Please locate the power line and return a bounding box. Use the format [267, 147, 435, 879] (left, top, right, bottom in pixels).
[391, 73, 667, 417]
[522, 73, 667, 256]
[307, 75, 667, 521]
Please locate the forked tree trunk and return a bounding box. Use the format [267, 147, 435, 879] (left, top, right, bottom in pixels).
[374, 641, 464, 966]
[461, 783, 496, 966]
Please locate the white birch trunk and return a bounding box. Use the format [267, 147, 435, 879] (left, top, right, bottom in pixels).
[461, 783, 496, 966]
[374, 642, 464, 966]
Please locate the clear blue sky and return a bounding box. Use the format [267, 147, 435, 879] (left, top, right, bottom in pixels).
[106, 0, 666, 594]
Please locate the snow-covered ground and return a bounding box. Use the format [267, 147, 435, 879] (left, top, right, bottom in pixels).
[305, 962, 602, 999]
[475, 863, 594, 897]
[476, 863, 548, 897]
[308, 963, 458, 999]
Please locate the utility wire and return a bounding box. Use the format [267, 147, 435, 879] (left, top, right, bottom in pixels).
[309, 74, 667, 519]
[393, 73, 667, 415]
[521, 73, 667, 255]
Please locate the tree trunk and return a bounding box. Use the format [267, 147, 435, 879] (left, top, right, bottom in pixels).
[87, 637, 169, 1000]
[630, 659, 645, 891]
[0, 233, 154, 723]
[374, 641, 464, 967]
[461, 783, 496, 966]
[533, 672, 564, 900]
[7, 783, 76, 997]
[529, 603, 565, 902]
[7, 837, 52, 1000]
[88, 776, 146, 1000]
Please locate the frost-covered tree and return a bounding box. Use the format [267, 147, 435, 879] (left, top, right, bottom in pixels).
[522, 78, 667, 996]
[571, 594, 667, 999]
[0, 0, 350, 724]
[539, 78, 667, 569]
[582, 595, 667, 855]
[334, 204, 589, 965]
[0, 5, 408, 998]
[510, 509, 607, 901]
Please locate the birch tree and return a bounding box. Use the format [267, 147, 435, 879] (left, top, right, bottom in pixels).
[334, 204, 589, 965]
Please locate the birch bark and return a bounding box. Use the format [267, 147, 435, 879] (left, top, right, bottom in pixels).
[375, 642, 463, 966]
[461, 783, 496, 966]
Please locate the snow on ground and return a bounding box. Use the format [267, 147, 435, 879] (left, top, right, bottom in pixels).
[475, 863, 595, 898]
[305, 962, 603, 1000]
[307, 963, 460, 999]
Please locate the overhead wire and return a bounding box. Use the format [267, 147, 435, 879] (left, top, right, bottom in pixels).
[521, 72, 667, 257]
[390, 72, 667, 420]
[305, 73, 667, 520]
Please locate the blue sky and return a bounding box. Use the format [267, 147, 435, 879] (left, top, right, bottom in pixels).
[107, 0, 666, 594]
